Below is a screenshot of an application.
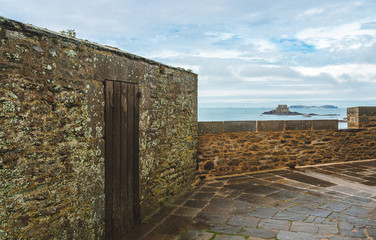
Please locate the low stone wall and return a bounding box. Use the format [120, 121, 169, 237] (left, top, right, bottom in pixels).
[198, 119, 376, 178]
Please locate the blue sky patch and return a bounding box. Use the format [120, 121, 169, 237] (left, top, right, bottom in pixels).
[273, 38, 316, 53]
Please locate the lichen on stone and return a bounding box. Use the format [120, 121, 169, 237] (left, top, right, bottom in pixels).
[49, 49, 58, 58]
[65, 49, 77, 58]
[2, 101, 15, 113]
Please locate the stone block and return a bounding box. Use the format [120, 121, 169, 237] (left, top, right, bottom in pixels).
[285, 120, 312, 130]
[290, 222, 318, 233]
[257, 121, 284, 132]
[348, 106, 376, 116]
[258, 219, 290, 230]
[312, 120, 338, 130]
[347, 116, 359, 129]
[198, 121, 223, 134]
[223, 121, 256, 133]
[93, 54, 130, 82]
[347, 107, 358, 117]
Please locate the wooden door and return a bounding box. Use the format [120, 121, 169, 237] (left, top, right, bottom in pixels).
[105, 80, 140, 239]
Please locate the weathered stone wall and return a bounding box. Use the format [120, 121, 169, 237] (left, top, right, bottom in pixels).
[198, 119, 376, 178]
[138, 62, 198, 217]
[0, 17, 197, 239]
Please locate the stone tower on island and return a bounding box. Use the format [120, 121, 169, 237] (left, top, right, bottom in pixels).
[276, 105, 289, 113]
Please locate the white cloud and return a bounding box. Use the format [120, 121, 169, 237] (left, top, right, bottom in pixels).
[205, 32, 237, 41]
[293, 64, 376, 82]
[297, 7, 325, 18]
[296, 22, 376, 50]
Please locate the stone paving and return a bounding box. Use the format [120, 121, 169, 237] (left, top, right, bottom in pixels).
[124, 160, 376, 240]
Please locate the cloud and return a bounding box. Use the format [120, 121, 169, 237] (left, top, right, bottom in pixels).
[296, 22, 376, 50]
[298, 7, 325, 17]
[293, 64, 376, 83]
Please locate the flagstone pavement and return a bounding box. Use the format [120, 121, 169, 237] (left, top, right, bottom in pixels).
[124, 160, 376, 240]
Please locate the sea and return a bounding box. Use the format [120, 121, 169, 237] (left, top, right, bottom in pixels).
[198, 107, 348, 129]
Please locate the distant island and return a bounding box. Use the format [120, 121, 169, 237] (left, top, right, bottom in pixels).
[263, 105, 340, 117]
[263, 105, 303, 115]
[290, 105, 338, 109]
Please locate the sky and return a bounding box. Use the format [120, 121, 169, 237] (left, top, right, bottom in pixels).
[1, 0, 376, 108]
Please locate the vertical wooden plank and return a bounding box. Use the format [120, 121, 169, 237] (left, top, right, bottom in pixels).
[105, 81, 114, 240]
[120, 82, 129, 233]
[112, 81, 122, 239]
[127, 84, 135, 229]
[106, 80, 140, 238]
[133, 85, 141, 222]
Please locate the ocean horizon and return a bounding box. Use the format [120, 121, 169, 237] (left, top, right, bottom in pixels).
[198, 107, 348, 129]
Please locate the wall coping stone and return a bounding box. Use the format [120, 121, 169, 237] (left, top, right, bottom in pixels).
[198, 119, 338, 133]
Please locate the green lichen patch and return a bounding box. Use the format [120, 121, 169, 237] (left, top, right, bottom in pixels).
[65, 49, 77, 58]
[3, 52, 22, 62]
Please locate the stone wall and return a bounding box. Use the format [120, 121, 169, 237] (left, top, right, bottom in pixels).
[0, 17, 197, 239]
[348, 106, 376, 129]
[198, 119, 376, 179]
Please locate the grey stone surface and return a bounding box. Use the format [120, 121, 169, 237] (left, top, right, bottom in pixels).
[340, 229, 366, 238]
[329, 237, 358, 240]
[239, 227, 276, 238]
[277, 231, 325, 240]
[173, 207, 201, 217]
[319, 201, 351, 212]
[343, 206, 374, 217]
[180, 230, 213, 240]
[288, 205, 332, 218]
[184, 199, 209, 208]
[339, 221, 355, 231]
[304, 215, 316, 223]
[313, 216, 337, 225]
[192, 192, 216, 200]
[290, 222, 318, 233]
[203, 198, 235, 214]
[317, 224, 339, 234]
[227, 215, 260, 228]
[231, 201, 254, 215]
[213, 235, 245, 240]
[194, 212, 228, 225]
[367, 227, 376, 237]
[258, 219, 290, 231]
[210, 225, 241, 235]
[152, 215, 191, 236]
[249, 206, 278, 218]
[338, 215, 376, 226]
[328, 185, 360, 195]
[127, 160, 376, 240]
[273, 210, 307, 221]
[346, 195, 372, 203]
[266, 189, 302, 200]
[282, 172, 335, 187]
